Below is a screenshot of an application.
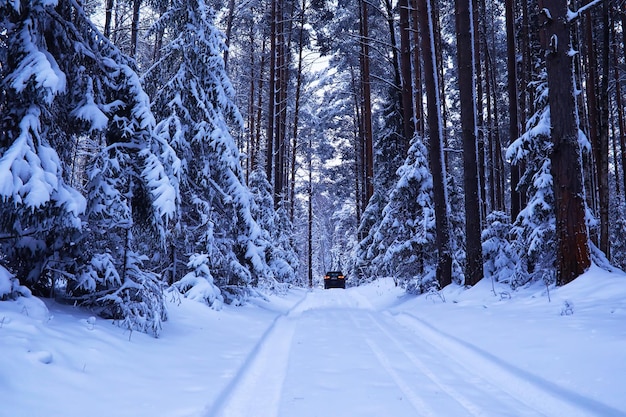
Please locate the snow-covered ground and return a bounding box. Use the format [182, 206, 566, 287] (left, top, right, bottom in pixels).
[1, 264, 625, 417]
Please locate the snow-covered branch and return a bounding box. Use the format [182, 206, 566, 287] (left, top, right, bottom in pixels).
[567, 0, 604, 22]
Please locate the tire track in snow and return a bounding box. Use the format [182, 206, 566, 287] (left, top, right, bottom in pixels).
[205, 293, 311, 417]
[364, 336, 435, 417]
[207, 316, 296, 417]
[367, 313, 495, 417]
[350, 311, 551, 417]
[392, 312, 623, 417]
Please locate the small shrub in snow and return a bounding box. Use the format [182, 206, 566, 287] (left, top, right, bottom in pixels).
[560, 300, 574, 316]
[0, 265, 31, 300]
[482, 211, 518, 286]
[173, 254, 224, 310]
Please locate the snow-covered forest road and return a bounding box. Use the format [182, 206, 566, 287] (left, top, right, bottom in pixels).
[210, 288, 620, 417]
[2, 270, 625, 417]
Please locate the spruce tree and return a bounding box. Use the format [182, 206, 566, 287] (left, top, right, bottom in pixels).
[143, 0, 274, 304]
[1, 0, 176, 335]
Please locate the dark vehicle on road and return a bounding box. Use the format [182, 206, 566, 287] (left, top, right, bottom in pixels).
[324, 271, 346, 289]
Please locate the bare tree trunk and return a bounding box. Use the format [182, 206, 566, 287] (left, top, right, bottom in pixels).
[273, 0, 285, 205]
[506, 0, 521, 220]
[245, 25, 257, 183]
[518, 0, 532, 213]
[267, 0, 277, 188]
[539, 0, 591, 285]
[410, 0, 424, 137]
[223, 0, 236, 70]
[151, 6, 166, 64]
[384, 0, 402, 105]
[473, 0, 487, 220]
[130, 0, 141, 58]
[614, 40, 626, 203]
[308, 136, 313, 288]
[597, 2, 610, 258]
[417, 0, 452, 288]
[486, 47, 504, 212]
[485, 46, 496, 212]
[290, 0, 307, 221]
[359, 0, 374, 205]
[104, 0, 115, 38]
[351, 64, 364, 228]
[455, 0, 483, 286]
[583, 12, 599, 245]
[399, 0, 415, 149]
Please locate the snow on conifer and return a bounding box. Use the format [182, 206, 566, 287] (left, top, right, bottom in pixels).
[143, 0, 275, 304]
[1, 0, 175, 335]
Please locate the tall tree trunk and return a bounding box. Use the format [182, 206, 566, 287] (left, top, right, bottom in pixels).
[583, 12, 599, 244]
[614, 40, 626, 203]
[152, 6, 166, 64]
[410, 0, 424, 137]
[104, 0, 115, 38]
[485, 46, 496, 212]
[246, 25, 257, 182]
[290, 0, 307, 221]
[384, 0, 402, 104]
[224, 0, 235, 69]
[417, 0, 452, 288]
[473, 0, 487, 220]
[455, 0, 483, 286]
[506, 0, 522, 220]
[539, 0, 591, 285]
[597, 1, 610, 258]
[130, 0, 141, 58]
[518, 0, 531, 213]
[308, 136, 313, 288]
[399, 0, 415, 149]
[223, 0, 236, 70]
[255, 37, 267, 172]
[359, 0, 374, 205]
[351, 64, 364, 227]
[267, 0, 277, 187]
[486, 47, 504, 212]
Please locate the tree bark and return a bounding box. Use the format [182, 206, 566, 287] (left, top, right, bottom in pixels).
[539, 0, 591, 285]
[417, 0, 452, 288]
[399, 0, 415, 149]
[290, 0, 307, 221]
[223, 0, 236, 70]
[455, 0, 483, 286]
[267, 0, 277, 188]
[130, 0, 141, 58]
[410, 0, 424, 137]
[104, 0, 115, 38]
[472, 0, 487, 220]
[614, 40, 626, 203]
[597, 1, 610, 258]
[359, 0, 374, 205]
[506, 0, 522, 220]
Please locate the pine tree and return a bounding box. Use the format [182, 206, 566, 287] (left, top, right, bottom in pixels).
[1, 0, 176, 336]
[143, 0, 274, 304]
[505, 73, 576, 286]
[248, 168, 299, 289]
[1, 0, 86, 296]
[481, 211, 518, 286]
[371, 138, 437, 293]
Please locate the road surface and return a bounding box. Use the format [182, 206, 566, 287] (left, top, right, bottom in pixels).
[207, 288, 620, 417]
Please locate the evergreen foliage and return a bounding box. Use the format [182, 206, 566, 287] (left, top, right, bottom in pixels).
[481, 211, 517, 286]
[143, 0, 276, 304]
[248, 168, 298, 290]
[370, 138, 437, 293]
[506, 74, 557, 286]
[1, 0, 174, 335]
